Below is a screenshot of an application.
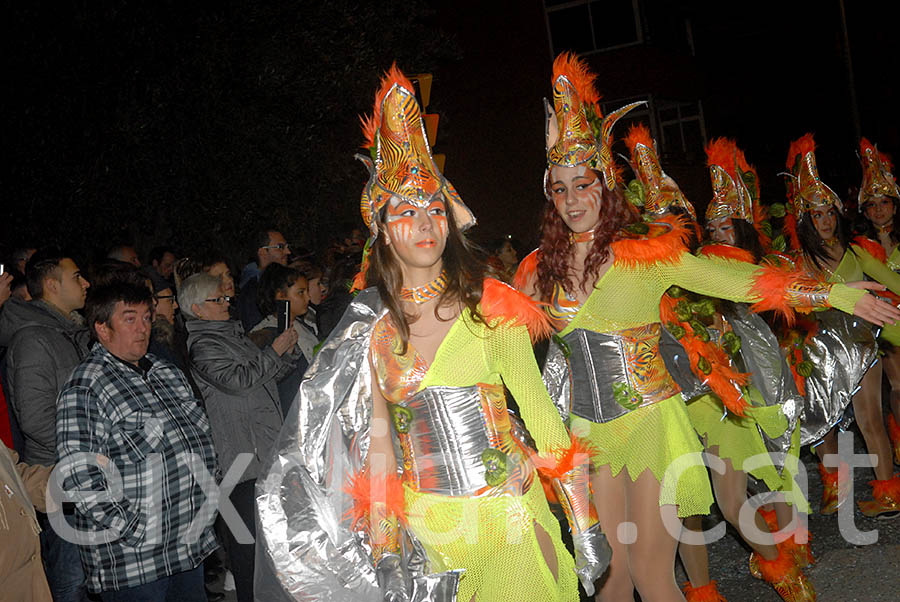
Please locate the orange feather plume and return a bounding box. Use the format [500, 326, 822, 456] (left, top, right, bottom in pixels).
[481, 277, 553, 341]
[513, 249, 540, 291]
[705, 137, 738, 175]
[681, 581, 728, 602]
[698, 243, 756, 264]
[552, 52, 601, 112]
[624, 123, 654, 156]
[786, 133, 816, 171]
[782, 213, 801, 251]
[852, 235, 887, 263]
[860, 136, 895, 171]
[360, 63, 417, 149]
[611, 214, 691, 268]
[344, 469, 406, 528]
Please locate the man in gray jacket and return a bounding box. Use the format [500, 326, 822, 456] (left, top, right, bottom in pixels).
[0, 250, 91, 602]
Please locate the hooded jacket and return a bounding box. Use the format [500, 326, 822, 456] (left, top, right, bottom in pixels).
[0, 298, 91, 465]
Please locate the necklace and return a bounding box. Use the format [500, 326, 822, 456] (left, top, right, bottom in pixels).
[569, 229, 596, 244]
[400, 270, 448, 304]
[876, 223, 894, 237]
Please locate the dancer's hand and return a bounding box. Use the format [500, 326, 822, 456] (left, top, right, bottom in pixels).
[848, 286, 900, 326]
[572, 523, 611, 596]
[376, 554, 409, 602]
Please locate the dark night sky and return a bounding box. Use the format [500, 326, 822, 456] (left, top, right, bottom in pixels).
[2, 0, 898, 260]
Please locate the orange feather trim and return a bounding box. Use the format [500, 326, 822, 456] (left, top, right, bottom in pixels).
[534, 433, 598, 480]
[481, 277, 553, 341]
[786, 133, 816, 171]
[887, 413, 900, 443]
[682, 580, 727, 602]
[360, 63, 416, 149]
[869, 474, 900, 500]
[344, 469, 406, 529]
[513, 249, 540, 291]
[852, 235, 887, 263]
[611, 214, 691, 269]
[659, 294, 751, 415]
[782, 213, 802, 251]
[624, 123, 654, 156]
[552, 52, 601, 111]
[755, 547, 797, 584]
[698, 243, 756, 264]
[748, 264, 827, 327]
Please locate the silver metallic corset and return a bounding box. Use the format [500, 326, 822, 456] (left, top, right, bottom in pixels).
[390, 384, 532, 497]
[560, 324, 681, 423]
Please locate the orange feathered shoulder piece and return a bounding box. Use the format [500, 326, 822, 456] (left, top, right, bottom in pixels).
[786, 133, 816, 171]
[698, 243, 756, 264]
[552, 52, 601, 109]
[481, 277, 552, 341]
[611, 214, 691, 268]
[513, 248, 541, 292]
[625, 123, 654, 155]
[360, 64, 416, 149]
[852, 235, 888, 263]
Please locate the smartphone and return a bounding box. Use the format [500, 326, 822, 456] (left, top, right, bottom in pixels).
[276, 299, 291, 332]
[0, 264, 4, 276]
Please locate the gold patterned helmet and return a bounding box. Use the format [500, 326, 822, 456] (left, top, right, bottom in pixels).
[705, 138, 756, 223]
[858, 137, 900, 209]
[784, 133, 842, 216]
[544, 52, 644, 193]
[623, 123, 696, 219]
[358, 65, 475, 239]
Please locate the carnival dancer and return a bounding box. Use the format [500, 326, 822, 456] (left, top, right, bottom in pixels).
[855, 137, 900, 465]
[515, 54, 900, 602]
[255, 66, 609, 602]
[661, 134, 813, 601]
[781, 134, 900, 519]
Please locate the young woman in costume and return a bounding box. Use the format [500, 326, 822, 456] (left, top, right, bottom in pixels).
[515, 54, 900, 602]
[782, 134, 900, 519]
[855, 137, 900, 465]
[257, 66, 618, 602]
[651, 135, 814, 602]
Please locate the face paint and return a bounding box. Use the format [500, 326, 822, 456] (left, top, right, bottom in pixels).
[549, 165, 604, 233]
[384, 196, 449, 270]
[707, 217, 736, 245]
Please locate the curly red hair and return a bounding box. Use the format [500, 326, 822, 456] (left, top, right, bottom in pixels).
[536, 174, 636, 301]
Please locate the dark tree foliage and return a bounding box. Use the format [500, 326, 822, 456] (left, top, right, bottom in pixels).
[2, 0, 459, 263]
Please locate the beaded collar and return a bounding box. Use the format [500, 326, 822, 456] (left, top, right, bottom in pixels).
[400, 270, 448, 304]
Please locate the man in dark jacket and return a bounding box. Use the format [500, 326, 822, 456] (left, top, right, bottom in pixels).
[0, 250, 91, 602]
[236, 229, 289, 331]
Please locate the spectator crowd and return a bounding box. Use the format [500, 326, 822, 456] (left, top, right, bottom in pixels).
[0, 225, 381, 602]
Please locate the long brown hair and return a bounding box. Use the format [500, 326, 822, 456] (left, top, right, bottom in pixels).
[536, 174, 635, 301]
[366, 201, 488, 353]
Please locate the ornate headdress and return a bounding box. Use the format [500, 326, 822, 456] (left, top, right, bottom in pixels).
[544, 52, 644, 193]
[623, 123, 695, 218]
[858, 137, 900, 208]
[358, 65, 475, 240]
[784, 133, 842, 216]
[705, 137, 756, 223]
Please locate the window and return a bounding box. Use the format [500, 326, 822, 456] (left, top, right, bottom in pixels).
[656, 99, 706, 157]
[545, 0, 642, 56]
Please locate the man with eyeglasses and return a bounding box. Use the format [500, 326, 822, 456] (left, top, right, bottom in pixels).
[236, 229, 290, 331]
[0, 248, 92, 601]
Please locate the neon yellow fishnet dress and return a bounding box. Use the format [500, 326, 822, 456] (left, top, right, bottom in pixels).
[563, 249, 863, 518]
[827, 244, 900, 343]
[372, 306, 578, 602]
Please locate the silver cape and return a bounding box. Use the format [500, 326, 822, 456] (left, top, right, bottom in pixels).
[797, 310, 879, 446]
[254, 289, 460, 601]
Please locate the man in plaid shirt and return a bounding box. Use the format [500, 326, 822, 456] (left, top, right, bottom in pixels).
[55, 281, 219, 601]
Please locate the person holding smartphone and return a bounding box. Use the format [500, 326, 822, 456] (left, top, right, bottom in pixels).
[249, 263, 318, 415]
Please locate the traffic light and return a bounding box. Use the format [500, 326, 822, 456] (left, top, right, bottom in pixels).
[411, 73, 445, 171]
